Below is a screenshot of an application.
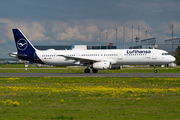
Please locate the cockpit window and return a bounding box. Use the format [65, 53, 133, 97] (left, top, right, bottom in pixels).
[162, 53, 169, 55]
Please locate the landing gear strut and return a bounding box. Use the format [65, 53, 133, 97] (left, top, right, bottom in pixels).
[154, 65, 158, 73]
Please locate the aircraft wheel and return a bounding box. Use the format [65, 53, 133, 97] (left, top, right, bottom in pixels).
[84, 68, 90, 73]
[154, 70, 158, 73]
[92, 69, 98, 73]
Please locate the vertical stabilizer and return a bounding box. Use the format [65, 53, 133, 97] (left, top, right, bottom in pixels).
[12, 29, 44, 64]
[12, 29, 36, 54]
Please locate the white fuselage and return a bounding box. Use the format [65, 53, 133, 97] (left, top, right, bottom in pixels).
[36, 49, 175, 66]
[11, 28, 176, 73]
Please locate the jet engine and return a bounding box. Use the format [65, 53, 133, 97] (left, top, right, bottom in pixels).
[92, 62, 111, 70]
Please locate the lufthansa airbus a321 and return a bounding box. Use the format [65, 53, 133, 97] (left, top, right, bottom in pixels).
[9, 29, 175, 73]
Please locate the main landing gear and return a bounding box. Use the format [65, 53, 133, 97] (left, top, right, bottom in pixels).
[84, 68, 98, 73]
[92, 69, 98, 73]
[84, 68, 90, 73]
[154, 65, 158, 73]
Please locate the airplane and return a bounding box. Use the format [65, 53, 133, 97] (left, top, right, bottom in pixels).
[8, 28, 175, 73]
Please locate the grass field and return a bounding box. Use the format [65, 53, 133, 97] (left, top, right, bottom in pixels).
[0, 77, 180, 120]
[0, 64, 180, 73]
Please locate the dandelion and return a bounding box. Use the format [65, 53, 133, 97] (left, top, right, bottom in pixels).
[136, 97, 141, 101]
[0, 99, 20, 107]
[60, 99, 65, 103]
[4, 99, 13, 106]
[121, 103, 125, 106]
[12, 101, 20, 107]
[48, 92, 51, 97]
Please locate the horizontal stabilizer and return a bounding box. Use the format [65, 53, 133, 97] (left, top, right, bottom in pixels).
[7, 53, 27, 57]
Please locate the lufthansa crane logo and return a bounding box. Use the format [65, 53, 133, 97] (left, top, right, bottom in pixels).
[17, 39, 28, 50]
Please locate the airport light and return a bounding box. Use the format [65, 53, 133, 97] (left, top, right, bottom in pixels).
[99, 33, 101, 50]
[123, 27, 125, 49]
[132, 25, 135, 49]
[138, 25, 141, 49]
[116, 29, 117, 49]
[145, 30, 149, 49]
[172, 24, 173, 49]
[106, 32, 108, 49]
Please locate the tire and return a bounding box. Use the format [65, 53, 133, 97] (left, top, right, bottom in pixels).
[154, 70, 158, 73]
[92, 69, 98, 73]
[84, 68, 90, 73]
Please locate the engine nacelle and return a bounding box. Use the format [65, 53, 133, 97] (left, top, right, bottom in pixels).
[92, 62, 110, 70]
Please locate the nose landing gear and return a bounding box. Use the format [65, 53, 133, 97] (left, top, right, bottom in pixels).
[154, 65, 158, 73]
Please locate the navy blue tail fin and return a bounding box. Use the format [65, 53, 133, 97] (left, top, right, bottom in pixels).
[12, 29, 44, 64]
[12, 29, 36, 54]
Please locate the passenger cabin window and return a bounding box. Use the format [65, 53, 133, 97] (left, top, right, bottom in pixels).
[162, 53, 169, 55]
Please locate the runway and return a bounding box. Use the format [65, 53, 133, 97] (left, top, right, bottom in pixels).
[0, 73, 180, 77]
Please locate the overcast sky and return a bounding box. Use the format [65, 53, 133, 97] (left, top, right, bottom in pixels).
[0, 0, 180, 58]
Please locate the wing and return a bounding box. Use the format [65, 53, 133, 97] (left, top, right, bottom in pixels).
[58, 55, 101, 63]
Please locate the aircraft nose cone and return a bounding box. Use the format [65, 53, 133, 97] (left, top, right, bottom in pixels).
[171, 56, 176, 62]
